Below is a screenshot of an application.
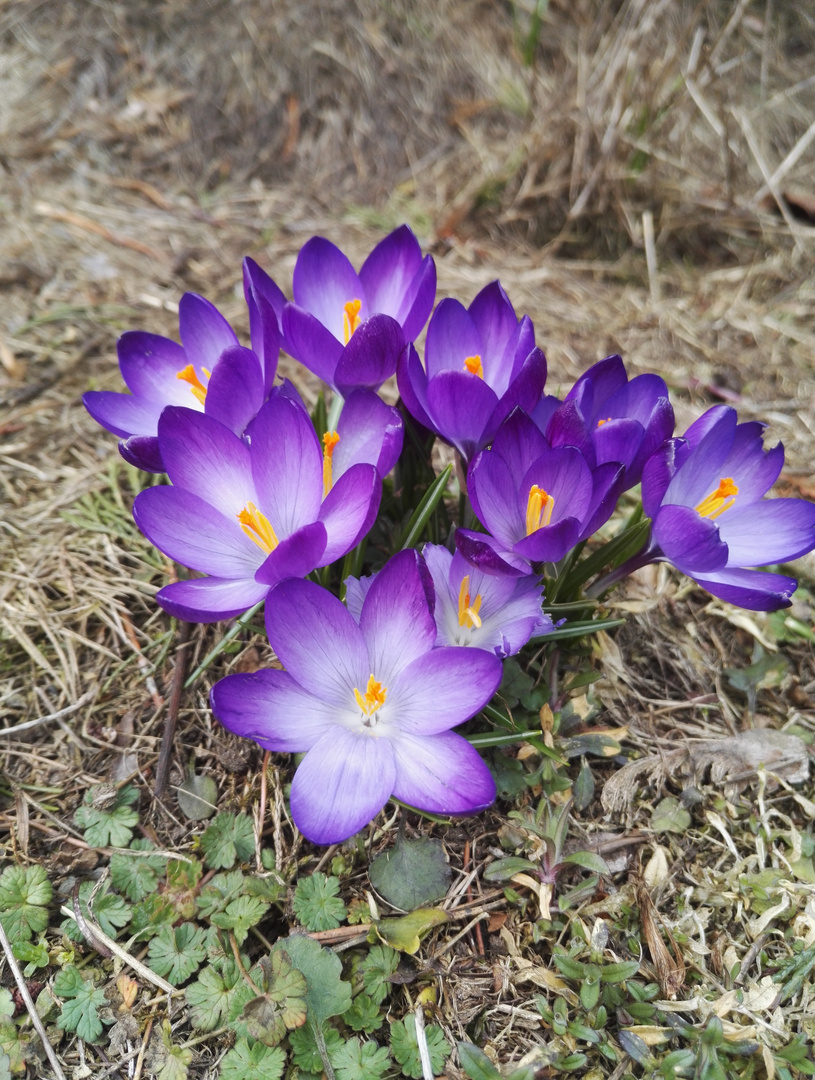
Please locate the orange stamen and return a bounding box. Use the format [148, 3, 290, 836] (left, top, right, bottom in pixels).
[695, 477, 739, 520]
[597, 417, 612, 426]
[322, 431, 341, 496]
[457, 575, 483, 629]
[464, 355, 484, 379]
[176, 364, 210, 405]
[525, 484, 555, 535]
[343, 299, 363, 344]
[353, 674, 387, 717]
[237, 502, 279, 554]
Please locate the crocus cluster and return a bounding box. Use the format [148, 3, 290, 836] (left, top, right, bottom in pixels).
[85, 224, 815, 844]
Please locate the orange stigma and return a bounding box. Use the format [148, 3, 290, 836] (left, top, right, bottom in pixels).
[464, 355, 484, 378]
[695, 477, 739, 520]
[176, 364, 210, 405]
[343, 299, 363, 344]
[457, 575, 483, 629]
[322, 431, 341, 496]
[354, 674, 387, 717]
[237, 502, 279, 554]
[525, 484, 555, 535]
[597, 417, 612, 426]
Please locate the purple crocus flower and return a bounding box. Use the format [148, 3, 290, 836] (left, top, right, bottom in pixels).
[397, 281, 547, 463]
[132, 395, 381, 622]
[210, 550, 502, 844]
[612, 405, 815, 611]
[544, 354, 674, 489]
[83, 292, 279, 473]
[456, 409, 625, 576]
[345, 545, 552, 656]
[281, 226, 436, 395]
[323, 390, 404, 487]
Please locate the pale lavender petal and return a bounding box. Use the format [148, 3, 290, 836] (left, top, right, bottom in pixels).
[117, 331, 190, 402]
[292, 237, 366, 341]
[689, 567, 798, 611]
[343, 572, 376, 623]
[83, 390, 165, 439]
[254, 522, 328, 586]
[390, 646, 502, 734]
[724, 427, 784, 501]
[318, 463, 381, 565]
[358, 225, 422, 320]
[178, 293, 239, 370]
[291, 729, 396, 844]
[282, 303, 344, 383]
[358, 549, 436, 686]
[157, 407, 255, 518]
[264, 578, 369, 706]
[204, 346, 265, 434]
[718, 499, 815, 565]
[133, 486, 262, 576]
[391, 731, 495, 815]
[335, 314, 405, 395]
[119, 435, 164, 473]
[425, 299, 480, 378]
[653, 504, 729, 572]
[396, 343, 434, 431]
[211, 669, 337, 752]
[155, 576, 269, 622]
[426, 370, 498, 462]
[332, 390, 404, 480]
[250, 396, 322, 536]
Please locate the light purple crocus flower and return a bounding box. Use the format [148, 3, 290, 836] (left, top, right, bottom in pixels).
[397, 281, 547, 463]
[281, 226, 436, 395]
[323, 390, 404, 485]
[608, 405, 815, 611]
[83, 292, 279, 473]
[456, 409, 625, 576]
[132, 396, 381, 621]
[544, 354, 674, 489]
[210, 550, 502, 844]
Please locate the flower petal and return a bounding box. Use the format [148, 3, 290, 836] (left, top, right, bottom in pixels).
[425, 299, 480, 377]
[334, 314, 405, 395]
[689, 567, 798, 611]
[83, 390, 165, 439]
[155, 576, 269, 622]
[119, 435, 165, 473]
[204, 346, 265, 435]
[401, 256, 437, 342]
[117, 331, 190, 402]
[467, 449, 522, 547]
[211, 669, 337, 752]
[392, 731, 495, 814]
[426, 369, 498, 463]
[483, 347, 547, 443]
[293, 237, 366, 340]
[513, 517, 581, 564]
[178, 293, 239, 370]
[318, 463, 381, 565]
[389, 646, 503, 734]
[718, 498, 815, 565]
[358, 226, 429, 329]
[264, 578, 369, 706]
[290, 729, 396, 844]
[333, 390, 404, 480]
[358, 549, 437, 686]
[468, 281, 517, 375]
[396, 343, 434, 431]
[250, 395, 322, 536]
[282, 303, 344, 384]
[652, 504, 729, 572]
[254, 521, 328, 586]
[455, 528, 530, 577]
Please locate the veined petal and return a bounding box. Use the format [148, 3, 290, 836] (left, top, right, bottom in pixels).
[358, 549, 437, 686]
[690, 567, 798, 611]
[467, 450, 523, 547]
[117, 331, 190, 401]
[664, 408, 736, 506]
[290, 729, 396, 844]
[254, 521, 327, 586]
[682, 404, 733, 450]
[292, 237, 366, 340]
[467, 280, 517, 376]
[178, 293, 239, 370]
[718, 498, 815, 565]
[389, 646, 502, 734]
[133, 486, 262, 576]
[250, 395, 322, 536]
[157, 406, 255, 518]
[155, 576, 269, 622]
[83, 390, 165, 439]
[282, 303, 344, 384]
[334, 314, 405, 395]
[513, 517, 581, 564]
[318, 463, 381, 565]
[333, 390, 404, 480]
[264, 578, 369, 706]
[723, 427, 784, 501]
[204, 346, 265, 435]
[565, 354, 627, 411]
[652, 504, 729, 572]
[391, 731, 495, 815]
[211, 669, 337, 752]
[425, 299, 480, 377]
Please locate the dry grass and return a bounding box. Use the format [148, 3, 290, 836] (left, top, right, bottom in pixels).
[1, 0, 814, 1076]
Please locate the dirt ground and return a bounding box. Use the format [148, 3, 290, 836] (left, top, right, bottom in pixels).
[1, 1, 815, 1078]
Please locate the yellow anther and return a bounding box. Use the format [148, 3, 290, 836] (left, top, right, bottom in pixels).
[353, 674, 387, 717]
[237, 501, 279, 555]
[597, 417, 612, 426]
[464, 355, 484, 379]
[343, 298, 363, 344]
[457, 575, 483, 629]
[695, 477, 739, 520]
[525, 484, 555, 535]
[322, 431, 341, 497]
[176, 364, 210, 405]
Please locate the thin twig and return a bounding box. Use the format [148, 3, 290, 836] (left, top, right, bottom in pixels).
[0, 690, 94, 736]
[154, 621, 192, 798]
[0, 917, 67, 1080]
[413, 1002, 434, 1080]
[59, 905, 177, 995]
